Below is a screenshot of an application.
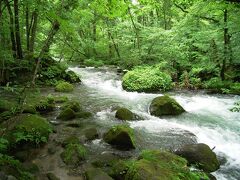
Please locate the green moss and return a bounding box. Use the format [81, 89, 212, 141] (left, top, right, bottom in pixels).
[47, 95, 69, 103]
[150, 95, 185, 116]
[62, 136, 79, 147]
[0, 99, 16, 113]
[125, 150, 209, 180]
[115, 108, 134, 120]
[122, 66, 172, 92]
[57, 108, 76, 121]
[22, 105, 37, 114]
[55, 81, 74, 92]
[103, 125, 136, 150]
[3, 114, 52, 146]
[61, 100, 81, 112]
[0, 154, 33, 180]
[60, 143, 87, 166]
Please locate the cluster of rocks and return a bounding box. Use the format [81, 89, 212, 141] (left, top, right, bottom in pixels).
[0, 92, 221, 180]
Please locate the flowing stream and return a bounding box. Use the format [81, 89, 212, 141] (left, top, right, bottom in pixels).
[67, 67, 240, 180]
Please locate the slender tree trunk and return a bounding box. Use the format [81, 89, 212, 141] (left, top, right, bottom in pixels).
[108, 31, 121, 59]
[29, 10, 38, 53]
[25, 4, 30, 51]
[128, 7, 140, 52]
[32, 20, 60, 85]
[14, 0, 23, 59]
[92, 12, 97, 55]
[5, 0, 17, 58]
[221, 9, 229, 81]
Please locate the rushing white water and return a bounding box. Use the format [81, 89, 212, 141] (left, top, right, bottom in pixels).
[70, 67, 240, 180]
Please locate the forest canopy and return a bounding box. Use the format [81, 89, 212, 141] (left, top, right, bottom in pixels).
[0, 0, 239, 93]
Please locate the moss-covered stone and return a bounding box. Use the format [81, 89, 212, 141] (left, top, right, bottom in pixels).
[2, 114, 52, 146]
[175, 143, 220, 173]
[22, 105, 37, 114]
[61, 100, 81, 112]
[62, 136, 79, 147]
[55, 81, 74, 92]
[150, 95, 185, 116]
[0, 154, 34, 180]
[76, 111, 92, 119]
[64, 70, 81, 83]
[126, 150, 210, 180]
[34, 99, 55, 113]
[84, 128, 99, 141]
[85, 167, 113, 180]
[103, 125, 136, 150]
[115, 108, 134, 120]
[0, 100, 16, 113]
[46, 173, 60, 180]
[60, 143, 87, 166]
[57, 108, 76, 121]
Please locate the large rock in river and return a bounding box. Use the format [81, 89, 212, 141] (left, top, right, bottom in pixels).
[115, 108, 135, 121]
[125, 150, 209, 180]
[103, 125, 136, 150]
[175, 143, 220, 172]
[149, 95, 185, 116]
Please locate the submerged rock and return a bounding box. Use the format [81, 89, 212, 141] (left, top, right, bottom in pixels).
[84, 127, 99, 141]
[115, 108, 135, 121]
[103, 125, 136, 150]
[85, 167, 113, 180]
[76, 111, 92, 119]
[150, 95, 185, 116]
[57, 108, 76, 121]
[62, 136, 80, 147]
[175, 143, 220, 172]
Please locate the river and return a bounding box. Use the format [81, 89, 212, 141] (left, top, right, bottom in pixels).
[68, 67, 240, 180]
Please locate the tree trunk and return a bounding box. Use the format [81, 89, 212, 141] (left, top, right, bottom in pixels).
[32, 20, 60, 85]
[14, 0, 23, 59]
[5, 0, 17, 58]
[221, 9, 229, 81]
[29, 10, 38, 53]
[128, 7, 140, 52]
[92, 12, 97, 55]
[25, 4, 30, 51]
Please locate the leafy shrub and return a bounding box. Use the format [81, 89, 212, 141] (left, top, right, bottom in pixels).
[0, 137, 9, 153]
[55, 81, 74, 92]
[84, 59, 104, 67]
[230, 101, 240, 112]
[230, 83, 240, 95]
[122, 65, 172, 92]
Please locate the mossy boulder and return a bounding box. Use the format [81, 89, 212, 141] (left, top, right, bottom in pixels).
[47, 95, 69, 104]
[126, 150, 210, 180]
[84, 128, 99, 141]
[34, 98, 55, 113]
[122, 66, 172, 92]
[22, 105, 37, 114]
[0, 154, 34, 180]
[2, 114, 52, 146]
[61, 100, 81, 112]
[115, 108, 135, 121]
[103, 125, 136, 150]
[60, 143, 87, 166]
[57, 108, 76, 121]
[0, 100, 16, 113]
[150, 95, 185, 116]
[64, 70, 81, 83]
[55, 81, 74, 92]
[175, 143, 220, 173]
[85, 167, 113, 180]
